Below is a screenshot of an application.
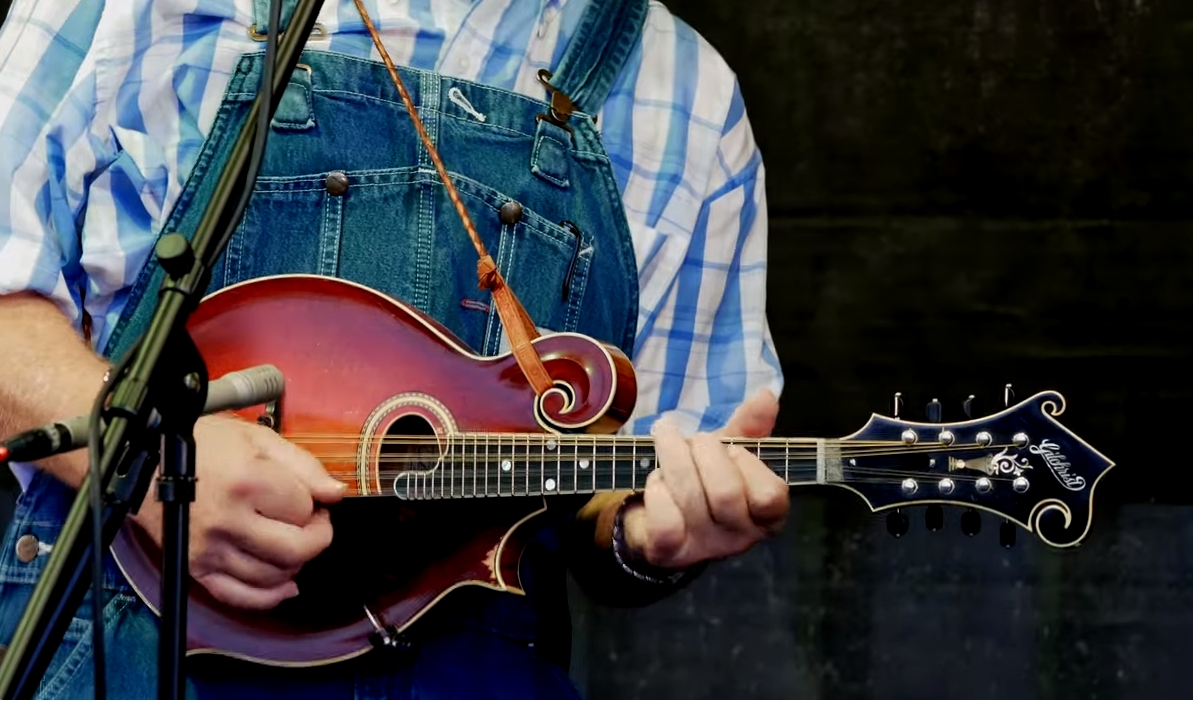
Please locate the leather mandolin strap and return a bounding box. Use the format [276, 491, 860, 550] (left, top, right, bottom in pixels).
[351, 0, 554, 396]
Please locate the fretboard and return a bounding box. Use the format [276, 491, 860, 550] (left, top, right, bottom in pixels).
[387, 434, 839, 500]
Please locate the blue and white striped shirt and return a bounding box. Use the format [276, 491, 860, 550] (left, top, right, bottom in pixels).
[0, 0, 782, 472]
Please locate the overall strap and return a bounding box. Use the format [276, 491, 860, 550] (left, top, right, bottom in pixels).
[251, 0, 300, 35]
[549, 0, 651, 115]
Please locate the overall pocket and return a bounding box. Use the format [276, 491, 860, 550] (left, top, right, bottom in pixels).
[217, 168, 595, 357]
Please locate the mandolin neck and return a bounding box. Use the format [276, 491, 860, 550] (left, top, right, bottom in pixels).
[381, 433, 844, 500]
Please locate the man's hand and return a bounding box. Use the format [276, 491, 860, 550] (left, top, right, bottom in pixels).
[622, 389, 790, 570]
[132, 414, 345, 610]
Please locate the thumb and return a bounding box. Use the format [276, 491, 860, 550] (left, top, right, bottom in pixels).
[285, 445, 346, 505]
[715, 388, 779, 438]
[309, 472, 347, 505]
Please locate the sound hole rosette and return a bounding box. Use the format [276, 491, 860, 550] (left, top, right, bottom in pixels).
[357, 393, 457, 497]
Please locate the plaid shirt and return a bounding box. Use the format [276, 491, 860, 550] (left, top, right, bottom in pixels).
[0, 0, 781, 468]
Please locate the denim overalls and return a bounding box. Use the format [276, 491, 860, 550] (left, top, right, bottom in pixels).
[0, 0, 648, 696]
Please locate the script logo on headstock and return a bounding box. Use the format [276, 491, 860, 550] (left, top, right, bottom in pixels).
[1031, 439, 1085, 491]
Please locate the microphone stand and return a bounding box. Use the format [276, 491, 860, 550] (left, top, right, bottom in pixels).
[0, 0, 326, 697]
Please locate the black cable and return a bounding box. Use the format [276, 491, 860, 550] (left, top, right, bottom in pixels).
[211, 0, 282, 264]
[87, 336, 141, 700]
[85, 0, 282, 695]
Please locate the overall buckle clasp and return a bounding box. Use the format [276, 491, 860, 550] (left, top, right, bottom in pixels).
[536, 70, 575, 134]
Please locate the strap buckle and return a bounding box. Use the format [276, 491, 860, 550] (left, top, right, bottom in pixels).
[536, 70, 575, 134]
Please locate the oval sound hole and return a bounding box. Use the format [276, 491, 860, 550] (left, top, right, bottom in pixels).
[382, 414, 442, 497]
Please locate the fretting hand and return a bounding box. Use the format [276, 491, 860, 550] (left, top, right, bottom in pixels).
[622, 389, 790, 570]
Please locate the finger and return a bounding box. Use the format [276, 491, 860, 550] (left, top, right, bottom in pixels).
[228, 508, 334, 570]
[729, 445, 790, 531]
[716, 389, 779, 439]
[195, 544, 300, 589]
[690, 433, 753, 532]
[198, 572, 299, 611]
[641, 471, 687, 567]
[241, 469, 315, 527]
[651, 419, 712, 530]
[280, 440, 346, 505]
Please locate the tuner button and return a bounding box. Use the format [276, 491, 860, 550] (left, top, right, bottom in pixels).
[975, 477, 993, 494]
[961, 508, 982, 537]
[926, 398, 942, 423]
[938, 478, 956, 495]
[1013, 432, 1029, 448]
[887, 510, 910, 538]
[901, 478, 918, 495]
[976, 431, 993, 447]
[926, 505, 944, 531]
[1013, 477, 1030, 493]
[938, 430, 955, 446]
[901, 429, 918, 446]
[1000, 519, 1017, 548]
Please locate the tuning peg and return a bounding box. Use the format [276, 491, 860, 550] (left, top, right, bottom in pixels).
[926, 398, 942, 423]
[925, 505, 944, 532]
[960, 508, 982, 537]
[886, 510, 910, 538]
[893, 392, 904, 418]
[1004, 384, 1015, 408]
[999, 519, 1017, 548]
[963, 395, 975, 419]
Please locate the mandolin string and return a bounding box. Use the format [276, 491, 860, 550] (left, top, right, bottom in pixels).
[285, 443, 1015, 460]
[305, 461, 1026, 482]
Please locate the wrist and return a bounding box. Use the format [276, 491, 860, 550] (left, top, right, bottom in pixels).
[611, 493, 688, 586]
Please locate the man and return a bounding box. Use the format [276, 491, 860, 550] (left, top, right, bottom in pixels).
[0, 0, 787, 697]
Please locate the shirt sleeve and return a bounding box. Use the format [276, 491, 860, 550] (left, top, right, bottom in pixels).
[0, 0, 114, 325]
[624, 79, 784, 436]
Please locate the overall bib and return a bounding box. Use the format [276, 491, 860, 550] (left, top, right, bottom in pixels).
[0, 0, 648, 697]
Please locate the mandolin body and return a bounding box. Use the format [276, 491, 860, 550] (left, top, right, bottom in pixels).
[110, 274, 637, 667]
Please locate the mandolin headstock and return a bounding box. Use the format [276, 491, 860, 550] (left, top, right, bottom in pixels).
[837, 391, 1113, 548]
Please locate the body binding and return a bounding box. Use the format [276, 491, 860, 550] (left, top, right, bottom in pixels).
[110, 274, 637, 667]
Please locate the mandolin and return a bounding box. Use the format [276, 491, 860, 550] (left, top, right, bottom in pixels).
[109, 274, 1114, 667]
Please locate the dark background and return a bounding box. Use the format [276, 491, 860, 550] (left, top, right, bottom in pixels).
[4, 0, 1193, 697]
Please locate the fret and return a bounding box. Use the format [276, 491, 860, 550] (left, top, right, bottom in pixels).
[631, 441, 637, 492]
[442, 435, 449, 498]
[615, 439, 636, 491]
[590, 434, 597, 493]
[443, 436, 450, 500]
[460, 435, 468, 497]
[524, 434, 531, 497]
[540, 436, 549, 496]
[483, 433, 490, 498]
[785, 441, 790, 484]
[498, 434, 509, 497]
[470, 433, 477, 497]
[572, 431, 582, 493]
[594, 436, 616, 493]
[549, 436, 573, 494]
[526, 434, 536, 497]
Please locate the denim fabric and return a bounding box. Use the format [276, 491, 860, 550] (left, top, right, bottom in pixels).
[0, 0, 649, 697]
[0, 471, 165, 700]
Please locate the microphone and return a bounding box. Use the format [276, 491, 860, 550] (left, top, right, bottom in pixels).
[0, 364, 285, 464]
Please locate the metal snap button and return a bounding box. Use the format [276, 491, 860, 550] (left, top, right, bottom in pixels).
[499, 201, 523, 226]
[15, 534, 39, 563]
[325, 171, 350, 196]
